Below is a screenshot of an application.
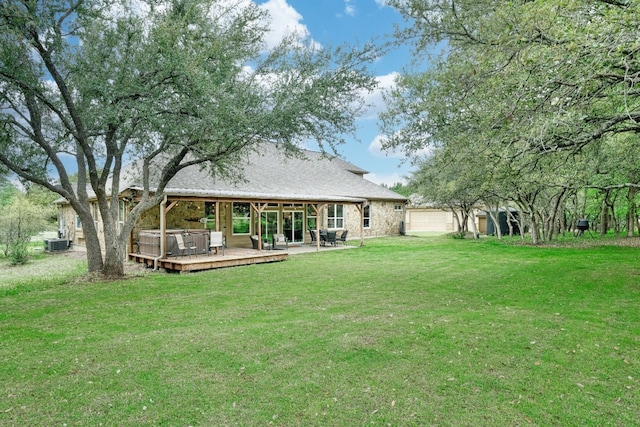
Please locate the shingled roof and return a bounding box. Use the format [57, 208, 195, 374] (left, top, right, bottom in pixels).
[124, 142, 407, 204]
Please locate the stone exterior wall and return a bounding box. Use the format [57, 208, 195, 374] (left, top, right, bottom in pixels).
[133, 200, 207, 237]
[323, 200, 404, 240]
[58, 205, 78, 245]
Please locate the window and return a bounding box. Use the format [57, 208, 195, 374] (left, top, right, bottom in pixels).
[91, 202, 100, 228]
[327, 204, 344, 229]
[363, 205, 371, 229]
[75, 215, 82, 230]
[204, 202, 216, 230]
[255, 211, 279, 240]
[394, 204, 403, 212]
[118, 200, 126, 231]
[59, 214, 65, 238]
[232, 202, 251, 234]
[306, 204, 317, 230]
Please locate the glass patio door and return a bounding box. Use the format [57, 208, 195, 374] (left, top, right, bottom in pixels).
[257, 211, 279, 241]
[282, 211, 304, 244]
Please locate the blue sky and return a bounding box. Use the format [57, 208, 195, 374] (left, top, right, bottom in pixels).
[254, 0, 414, 186]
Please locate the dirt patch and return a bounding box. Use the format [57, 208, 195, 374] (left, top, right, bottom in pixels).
[500, 235, 640, 248]
[1, 250, 86, 287]
[61, 249, 155, 279]
[60, 249, 88, 260]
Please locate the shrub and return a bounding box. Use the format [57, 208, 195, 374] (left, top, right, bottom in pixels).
[0, 195, 48, 264]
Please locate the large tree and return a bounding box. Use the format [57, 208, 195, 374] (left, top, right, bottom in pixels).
[382, 0, 640, 240]
[0, 0, 377, 277]
[384, 0, 640, 153]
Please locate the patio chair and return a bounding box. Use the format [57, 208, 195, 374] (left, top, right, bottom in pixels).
[250, 235, 272, 250]
[175, 233, 197, 258]
[337, 230, 348, 245]
[325, 231, 337, 246]
[273, 233, 288, 250]
[209, 231, 225, 255]
[250, 235, 260, 250]
[309, 229, 318, 245]
[319, 229, 328, 246]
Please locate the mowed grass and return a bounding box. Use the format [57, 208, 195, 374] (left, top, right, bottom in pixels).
[0, 249, 87, 291]
[0, 236, 639, 426]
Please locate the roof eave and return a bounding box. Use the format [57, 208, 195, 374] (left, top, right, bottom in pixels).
[130, 186, 368, 204]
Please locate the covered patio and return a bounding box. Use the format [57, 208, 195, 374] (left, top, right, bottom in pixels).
[126, 191, 367, 273]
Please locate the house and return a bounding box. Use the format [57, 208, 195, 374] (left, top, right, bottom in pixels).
[57, 142, 408, 260]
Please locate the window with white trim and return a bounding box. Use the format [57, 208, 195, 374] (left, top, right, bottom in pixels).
[91, 202, 100, 228]
[363, 205, 371, 229]
[118, 200, 126, 231]
[75, 214, 82, 230]
[232, 202, 251, 234]
[327, 204, 344, 229]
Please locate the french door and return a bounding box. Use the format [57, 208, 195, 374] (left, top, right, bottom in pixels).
[282, 211, 304, 244]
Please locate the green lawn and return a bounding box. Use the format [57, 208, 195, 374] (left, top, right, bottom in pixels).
[1, 236, 638, 426]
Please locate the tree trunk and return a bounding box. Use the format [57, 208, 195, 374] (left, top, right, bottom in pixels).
[98, 195, 160, 278]
[547, 188, 568, 242]
[460, 210, 469, 233]
[101, 221, 126, 278]
[503, 207, 518, 238]
[529, 212, 540, 244]
[518, 198, 539, 244]
[75, 208, 104, 273]
[103, 244, 125, 277]
[599, 191, 609, 235]
[487, 209, 502, 239]
[450, 208, 462, 232]
[469, 209, 480, 239]
[627, 186, 636, 237]
[84, 231, 104, 273]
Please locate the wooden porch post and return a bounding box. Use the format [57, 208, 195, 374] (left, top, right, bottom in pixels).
[162, 200, 178, 257]
[215, 201, 220, 231]
[159, 197, 166, 258]
[310, 203, 327, 251]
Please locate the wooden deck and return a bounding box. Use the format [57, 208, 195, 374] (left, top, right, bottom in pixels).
[129, 243, 354, 272]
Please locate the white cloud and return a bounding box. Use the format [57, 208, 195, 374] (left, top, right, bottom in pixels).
[344, 0, 356, 16]
[368, 134, 405, 159]
[258, 0, 321, 50]
[368, 132, 432, 160]
[359, 71, 400, 119]
[365, 171, 408, 186]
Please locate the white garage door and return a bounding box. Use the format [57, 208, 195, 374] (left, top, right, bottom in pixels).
[407, 210, 450, 232]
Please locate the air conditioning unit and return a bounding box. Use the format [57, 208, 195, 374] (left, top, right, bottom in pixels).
[45, 239, 68, 252]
